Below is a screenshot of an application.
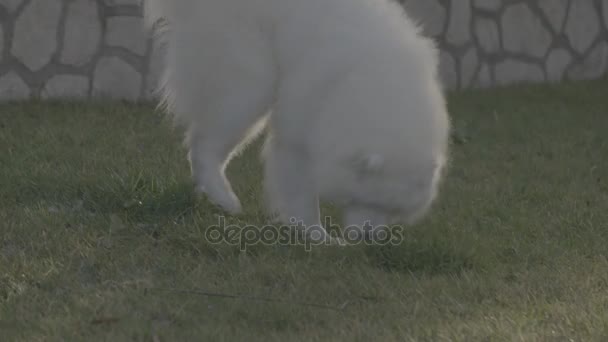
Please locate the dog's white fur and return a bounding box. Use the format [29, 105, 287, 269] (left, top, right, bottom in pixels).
[143, 0, 450, 240]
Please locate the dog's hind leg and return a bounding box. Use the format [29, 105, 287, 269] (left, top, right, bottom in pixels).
[187, 110, 269, 214]
[170, 29, 276, 214]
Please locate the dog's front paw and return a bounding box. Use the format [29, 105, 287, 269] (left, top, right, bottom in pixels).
[196, 185, 242, 215]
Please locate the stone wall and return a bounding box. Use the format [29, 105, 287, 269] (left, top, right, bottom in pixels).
[0, 0, 607, 102]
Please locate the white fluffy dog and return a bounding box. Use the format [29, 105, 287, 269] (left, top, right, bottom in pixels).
[143, 0, 450, 241]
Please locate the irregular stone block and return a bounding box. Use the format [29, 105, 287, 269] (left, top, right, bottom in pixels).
[0, 25, 4, 63]
[475, 18, 500, 54]
[565, 0, 600, 53]
[42, 75, 90, 99]
[11, 0, 62, 71]
[475, 63, 492, 88]
[446, 0, 472, 45]
[0, 71, 30, 101]
[93, 56, 142, 101]
[439, 50, 458, 89]
[403, 0, 446, 37]
[105, 16, 148, 56]
[104, 0, 140, 5]
[502, 3, 552, 58]
[538, 0, 569, 33]
[546, 48, 572, 82]
[0, 0, 24, 12]
[604, 0, 608, 30]
[568, 42, 608, 80]
[472, 0, 501, 12]
[461, 47, 479, 88]
[61, 0, 102, 66]
[495, 60, 545, 86]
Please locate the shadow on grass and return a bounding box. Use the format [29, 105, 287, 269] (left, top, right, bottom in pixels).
[6, 172, 482, 277]
[364, 229, 479, 275]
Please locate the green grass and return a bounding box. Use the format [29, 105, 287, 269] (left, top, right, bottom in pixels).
[2, 79, 608, 341]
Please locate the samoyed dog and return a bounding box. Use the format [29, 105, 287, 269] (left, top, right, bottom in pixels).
[143, 0, 450, 242]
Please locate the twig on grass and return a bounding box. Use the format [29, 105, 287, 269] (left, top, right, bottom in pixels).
[91, 317, 121, 325]
[146, 287, 353, 312]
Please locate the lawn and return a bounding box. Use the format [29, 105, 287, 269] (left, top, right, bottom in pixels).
[1, 79, 608, 341]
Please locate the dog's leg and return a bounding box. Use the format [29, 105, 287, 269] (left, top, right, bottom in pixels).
[342, 205, 389, 243]
[263, 137, 328, 242]
[187, 110, 269, 214]
[170, 31, 275, 214]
